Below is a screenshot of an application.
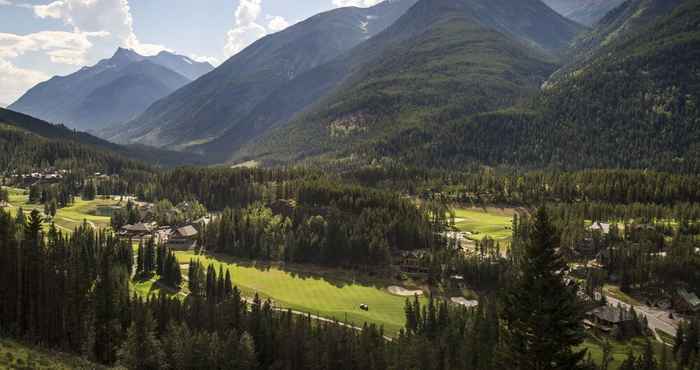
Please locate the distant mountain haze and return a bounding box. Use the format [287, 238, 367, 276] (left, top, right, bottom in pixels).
[111, 0, 581, 163]
[8, 48, 213, 132]
[105, 0, 420, 148]
[542, 0, 626, 25]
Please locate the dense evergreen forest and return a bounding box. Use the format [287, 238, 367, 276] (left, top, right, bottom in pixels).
[0, 107, 202, 173]
[5, 205, 698, 369]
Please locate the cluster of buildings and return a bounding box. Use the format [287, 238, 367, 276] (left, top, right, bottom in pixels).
[119, 221, 204, 251]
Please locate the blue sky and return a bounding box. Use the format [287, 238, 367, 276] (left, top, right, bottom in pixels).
[0, 0, 382, 104]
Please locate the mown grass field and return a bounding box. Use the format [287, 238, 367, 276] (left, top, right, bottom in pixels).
[0, 338, 108, 370]
[580, 335, 674, 369]
[452, 207, 514, 240]
[175, 251, 426, 335]
[3, 187, 118, 233]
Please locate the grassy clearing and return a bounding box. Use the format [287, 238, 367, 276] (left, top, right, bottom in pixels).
[3, 187, 119, 233]
[131, 273, 188, 300]
[580, 335, 673, 369]
[0, 338, 108, 369]
[451, 207, 514, 240]
[175, 251, 426, 335]
[604, 285, 642, 306]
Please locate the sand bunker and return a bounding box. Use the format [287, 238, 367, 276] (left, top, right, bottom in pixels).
[388, 286, 424, 296]
[451, 297, 478, 308]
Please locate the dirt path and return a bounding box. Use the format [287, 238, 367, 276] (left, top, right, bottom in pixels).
[242, 298, 394, 341]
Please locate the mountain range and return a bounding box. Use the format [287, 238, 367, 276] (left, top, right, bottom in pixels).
[107, 0, 580, 160]
[224, 0, 581, 164]
[8, 48, 213, 132]
[8, 0, 697, 173]
[104, 0, 419, 149]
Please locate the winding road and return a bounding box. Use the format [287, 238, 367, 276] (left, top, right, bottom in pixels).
[604, 295, 679, 340]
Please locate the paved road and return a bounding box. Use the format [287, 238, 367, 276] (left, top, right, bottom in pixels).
[604, 295, 678, 340]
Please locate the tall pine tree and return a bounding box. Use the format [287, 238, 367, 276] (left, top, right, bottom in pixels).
[501, 207, 586, 370]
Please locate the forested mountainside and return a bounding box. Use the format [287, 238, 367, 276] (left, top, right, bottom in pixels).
[200, 0, 580, 163]
[366, 0, 700, 173]
[224, 0, 577, 164]
[108, 0, 419, 149]
[0, 108, 200, 171]
[542, 0, 625, 25]
[8, 48, 211, 132]
[555, 0, 685, 79]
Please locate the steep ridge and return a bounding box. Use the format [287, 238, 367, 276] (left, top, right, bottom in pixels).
[222, 0, 579, 164]
[111, 0, 419, 148]
[542, 0, 625, 25]
[8, 48, 211, 132]
[388, 0, 699, 172]
[548, 0, 684, 84]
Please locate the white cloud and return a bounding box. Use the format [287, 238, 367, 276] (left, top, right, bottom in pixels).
[266, 15, 290, 32]
[224, 0, 290, 57]
[0, 31, 108, 65]
[332, 0, 382, 7]
[189, 54, 220, 66]
[0, 58, 49, 104]
[33, 0, 167, 56]
[0, 0, 13, 6]
[0, 29, 108, 102]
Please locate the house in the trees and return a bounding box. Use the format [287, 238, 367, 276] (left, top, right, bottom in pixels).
[576, 237, 597, 258]
[674, 288, 700, 313]
[395, 249, 430, 274]
[154, 226, 172, 244]
[585, 306, 634, 332]
[120, 222, 154, 238]
[167, 225, 198, 250]
[588, 222, 611, 235]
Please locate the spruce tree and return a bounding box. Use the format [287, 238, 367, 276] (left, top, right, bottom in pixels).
[501, 207, 586, 370]
[118, 308, 164, 370]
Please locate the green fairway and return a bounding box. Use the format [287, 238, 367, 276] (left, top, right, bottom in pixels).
[3, 187, 119, 233]
[175, 251, 425, 335]
[0, 338, 108, 370]
[452, 207, 514, 240]
[580, 335, 674, 369]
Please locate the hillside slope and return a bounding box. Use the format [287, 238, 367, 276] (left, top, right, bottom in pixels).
[542, 0, 625, 25]
[0, 108, 200, 169]
[388, 0, 700, 172]
[226, 0, 576, 164]
[110, 0, 419, 149]
[9, 48, 211, 132]
[0, 338, 110, 370]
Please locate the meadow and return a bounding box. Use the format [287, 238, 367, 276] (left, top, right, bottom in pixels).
[451, 207, 515, 240]
[175, 251, 427, 335]
[580, 335, 674, 369]
[0, 338, 108, 370]
[4, 187, 119, 233]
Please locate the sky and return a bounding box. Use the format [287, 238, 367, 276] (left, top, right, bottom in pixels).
[0, 0, 384, 105]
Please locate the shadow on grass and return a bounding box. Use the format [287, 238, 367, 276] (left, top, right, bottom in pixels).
[190, 251, 406, 292]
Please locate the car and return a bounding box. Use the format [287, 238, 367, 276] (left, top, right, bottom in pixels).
[359, 304, 369, 311]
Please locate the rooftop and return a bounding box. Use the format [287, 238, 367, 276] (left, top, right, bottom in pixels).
[587, 305, 633, 324]
[174, 225, 198, 238]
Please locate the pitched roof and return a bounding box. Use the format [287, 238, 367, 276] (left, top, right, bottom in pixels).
[587, 306, 633, 324]
[174, 225, 198, 238]
[122, 222, 153, 232]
